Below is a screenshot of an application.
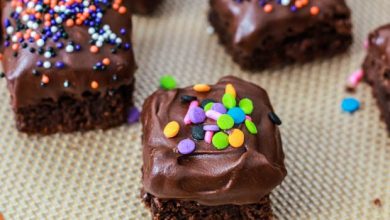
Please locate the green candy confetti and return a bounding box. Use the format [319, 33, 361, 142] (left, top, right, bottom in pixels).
[245, 120, 258, 134]
[204, 102, 214, 111]
[160, 75, 177, 90]
[212, 132, 229, 150]
[239, 98, 254, 114]
[217, 114, 234, 130]
[222, 93, 236, 109]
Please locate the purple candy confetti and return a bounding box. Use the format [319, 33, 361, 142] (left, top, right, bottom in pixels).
[127, 107, 140, 124]
[177, 139, 196, 155]
[211, 103, 227, 114]
[203, 125, 220, 131]
[189, 107, 206, 124]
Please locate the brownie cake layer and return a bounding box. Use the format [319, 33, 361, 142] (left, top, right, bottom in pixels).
[209, 0, 353, 70]
[363, 24, 390, 131]
[141, 191, 273, 220]
[1, 0, 137, 134]
[141, 76, 286, 219]
[129, 0, 163, 14]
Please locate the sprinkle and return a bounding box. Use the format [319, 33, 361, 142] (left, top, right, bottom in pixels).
[206, 110, 222, 121]
[245, 120, 258, 134]
[212, 132, 229, 150]
[65, 45, 74, 53]
[118, 6, 127, 14]
[184, 101, 199, 124]
[43, 61, 51, 69]
[193, 84, 211, 92]
[217, 114, 234, 130]
[90, 45, 99, 53]
[268, 112, 282, 125]
[341, 98, 360, 113]
[163, 121, 180, 138]
[264, 4, 273, 13]
[181, 95, 197, 103]
[245, 115, 252, 121]
[41, 74, 49, 84]
[91, 81, 99, 89]
[102, 58, 111, 66]
[127, 107, 140, 124]
[228, 129, 245, 148]
[189, 107, 206, 124]
[192, 125, 205, 140]
[211, 103, 227, 114]
[346, 69, 364, 91]
[227, 107, 246, 124]
[222, 93, 236, 109]
[63, 80, 71, 88]
[239, 98, 254, 114]
[203, 125, 220, 131]
[160, 75, 177, 90]
[205, 131, 214, 144]
[310, 6, 320, 16]
[225, 83, 236, 98]
[55, 61, 65, 69]
[177, 139, 196, 155]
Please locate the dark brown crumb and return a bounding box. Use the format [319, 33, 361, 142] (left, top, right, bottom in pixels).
[373, 198, 382, 207]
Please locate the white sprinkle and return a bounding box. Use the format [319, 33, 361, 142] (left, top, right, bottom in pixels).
[50, 26, 58, 33]
[6, 26, 14, 35]
[43, 61, 51, 69]
[32, 23, 39, 30]
[60, 5, 66, 12]
[36, 39, 45, 47]
[92, 33, 99, 40]
[115, 38, 122, 44]
[27, 2, 35, 8]
[31, 31, 37, 38]
[97, 36, 105, 42]
[97, 12, 103, 18]
[103, 25, 110, 31]
[281, 0, 291, 6]
[88, 28, 95, 34]
[54, 6, 60, 12]
[11, 36, 18, 42]
[15, 6, 23, 13]
[95, 41, 103, 47]
[44, 51, 52, 58]
[35, 5, 42, 11]
[55, 17, 63, 24]
[22, 14, 29, 22]
[109, 33, 116, 40]
[65, 45, 74, 53]
[206, 26, 214, 35]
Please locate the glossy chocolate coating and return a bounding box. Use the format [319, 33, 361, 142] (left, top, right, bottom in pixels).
[1, 1, 137, 109]
[141, 76, 287, 206]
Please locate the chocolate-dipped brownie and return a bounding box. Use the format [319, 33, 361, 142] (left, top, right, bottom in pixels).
[363, 24, 390, 131]
[1, 0, 137, 134]
[129, 0, 162, 14]
[141, 76, 287, 219]
[209, 0, 353, 70]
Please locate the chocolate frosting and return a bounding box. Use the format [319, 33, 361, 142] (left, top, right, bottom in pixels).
[210, 0, 351, 56]
[128, 0, 162, 14]
[1, 1, 137, 109]
[141, 76, 287, 206]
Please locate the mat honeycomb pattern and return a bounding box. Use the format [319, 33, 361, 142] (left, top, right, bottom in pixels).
[0, 0, 389, 219]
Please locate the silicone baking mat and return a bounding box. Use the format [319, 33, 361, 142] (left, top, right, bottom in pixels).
[0, 0, 389, 219]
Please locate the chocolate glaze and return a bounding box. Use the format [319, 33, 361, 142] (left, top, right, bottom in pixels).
[141, 76, 287, 206]
[210, 0, 351, 56]
[1, 1, 137, 109]
[128, 0, 162, 14]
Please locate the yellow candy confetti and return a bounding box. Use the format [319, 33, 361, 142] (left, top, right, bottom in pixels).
[225, 83, 236, 98]
[163, 121, 180, 138]
[228, 129, 244, 148]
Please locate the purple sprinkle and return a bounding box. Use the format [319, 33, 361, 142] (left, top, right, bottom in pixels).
[74, 44, 81, 51]
[211, 103, 227, 114]
[4, 41, 10, 47]
[55, 61, 65, 69]
[177, 139, 196, 155]
[203, 125, 219, 131]
[120, 28, 126, 35]
[56, 42, 64, 49]
[36, 60, 43, 67]
[127, 107, 140, 124]
[189, 107, 206, 124]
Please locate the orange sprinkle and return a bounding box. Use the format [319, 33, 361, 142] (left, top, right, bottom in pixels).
[75, 19, 83, 25]
[301, 0, 309, 6]
[15, 32, 22, 38]
[295, 1, 303, 8]
[102, 58, 111, 65]
[44, 0, 50, 4]
[310, 6, 320, 16]
[11, 43, 19, 51]
[41, 75, 50, 84]
[35, 13, 42, 19]
[44, 13, 51, 21]
[0, 53, 4, 61]
[112, 3, 119, 10]
[44, 21, 51, 27]
[89, 5, 96, 11]
[66, 19, 74, 27]
[90, 45, 99, 53]
[91, 81, 99, 89]
[118, 6, 127, 14]
[264, 4, 273, 13]
[114, 0, 123, 4]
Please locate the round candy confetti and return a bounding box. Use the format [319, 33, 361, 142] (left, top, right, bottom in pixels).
[239, 98, 254, 114]
[160, 75, 177, 90]
[227, 107, 246, 124]
[217, 114, 234, 130]
[245, 120, 258, 134]
[211, 103, 227, 114]
[268, 112, 282, 125]
[189, 107, 206, 124]
[225, 83, 236, 98]
[203, 124, 220, 131]
[192, 125, 205, 140]
[228, 129, 245, 148]
[222, 93, 236, 109]
[193, 84, 211, 92]
[177, 139, 196, 155]
[341, 98, 360, 113]
[204, 102, 214, 111]
[212, 132, 229, 150]
[163, 121, 180, 138]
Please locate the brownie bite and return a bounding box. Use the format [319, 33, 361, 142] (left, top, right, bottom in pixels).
[129, 0, 163, 14]
[141, 76, 287, 219]
[363, 24, 390, 131]
[209, 0, 353, 70]
[1, 0, 137, 134]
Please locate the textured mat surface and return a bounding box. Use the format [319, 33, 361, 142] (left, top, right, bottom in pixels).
[0, 0, 389, 219]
